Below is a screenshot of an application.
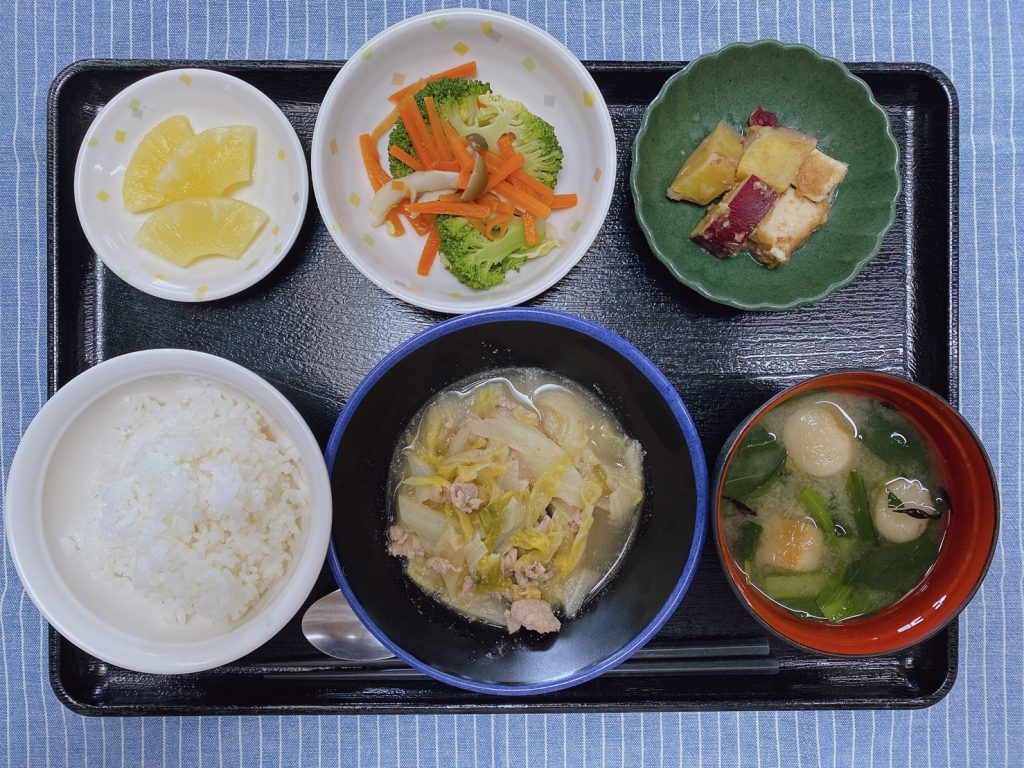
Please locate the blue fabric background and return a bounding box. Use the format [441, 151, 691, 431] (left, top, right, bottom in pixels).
[1, 1, 1020, 765]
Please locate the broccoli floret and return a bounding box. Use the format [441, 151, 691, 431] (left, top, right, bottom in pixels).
[387, 78, 492, 178]
[437, 215, 543, 290]
[447, 93, 563, 188]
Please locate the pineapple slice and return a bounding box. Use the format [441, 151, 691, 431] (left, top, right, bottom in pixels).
[748, 188, 830, 268]
[736, 127, 817, 193]
[794, 149, 849, 202]
[690, 175, 778, 258]
[122, 115, 195, 212]
[666, 121, 744, 205]
[155, 125, 257, 201]
[136, 197, 268, 267]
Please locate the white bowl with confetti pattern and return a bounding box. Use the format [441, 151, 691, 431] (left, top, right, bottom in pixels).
[74, 68, 308, 302]
[311, 9, 616, 314]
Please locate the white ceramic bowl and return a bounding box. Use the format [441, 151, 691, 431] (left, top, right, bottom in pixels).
[311, 9, 616, 313]
[4, 350, 332, 674]
[74, 68, 309, 302]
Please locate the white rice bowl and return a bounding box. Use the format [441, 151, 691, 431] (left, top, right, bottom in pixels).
[4, 350, 332, 674]
[66, 378, 309, 626]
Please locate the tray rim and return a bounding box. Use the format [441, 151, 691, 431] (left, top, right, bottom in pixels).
[45, 58, 960, 717]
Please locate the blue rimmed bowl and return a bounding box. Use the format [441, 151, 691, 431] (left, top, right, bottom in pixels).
[325, 308, 707, 695]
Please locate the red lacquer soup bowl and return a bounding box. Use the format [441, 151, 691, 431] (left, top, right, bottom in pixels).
[712, 371, 998, 656]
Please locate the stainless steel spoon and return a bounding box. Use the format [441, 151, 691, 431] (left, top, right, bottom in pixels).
[301, 590, 395, 662]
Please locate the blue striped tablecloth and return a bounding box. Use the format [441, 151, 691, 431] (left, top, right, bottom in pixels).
[1, 1, 1020, 765]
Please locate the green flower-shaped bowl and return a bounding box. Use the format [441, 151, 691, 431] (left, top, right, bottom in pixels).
[631, 41, 900, 311]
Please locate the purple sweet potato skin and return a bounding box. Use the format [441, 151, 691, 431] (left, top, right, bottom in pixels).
[690, 175, 779, 258]
[749, 106, 780, 128]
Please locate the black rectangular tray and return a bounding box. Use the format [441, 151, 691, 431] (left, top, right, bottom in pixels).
[47, 60, 958, 715]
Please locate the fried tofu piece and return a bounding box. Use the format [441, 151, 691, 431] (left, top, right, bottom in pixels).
[748, 188, 830, 268]
[794, 149, 849, 202]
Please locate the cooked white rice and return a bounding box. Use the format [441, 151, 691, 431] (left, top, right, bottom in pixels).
[66, 377, 308, 625]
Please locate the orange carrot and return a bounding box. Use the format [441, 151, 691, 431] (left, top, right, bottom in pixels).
[438, 193, 464, 202]
[358, 133, 390, 192]
[388, 145, 423, 172]
[510, 170, 556, 203]
[497, 133, 517, 158]
[493, 181, 552, 218]
[423, 97, 453, 161]
[442, 122, 475, 171]
[550, 193, 578, 209]
[402, 207, 435, 236]
[371, 106, 399, 142]
[405, 201, 493, 218]
[389, 61, 478, 103]
[429, 160, 462, 172]
[485, 213, 513, 240]
[417, 228, 441, 276]
[386, 209, 406, 236]
[522, 212, 540, 246]
[397, 96, 436, 167]
[458, 168, 471, 188]
[484, 153, 524, 193]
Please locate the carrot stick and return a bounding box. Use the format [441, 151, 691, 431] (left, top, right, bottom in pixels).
[493, 181, 552, 218]
[442, 122, 474, 171]
[550, 193, 578, 209]
[417, 228, 441, 276]
[429, 160, 461, 172]
[371, 107, 399, 142]
[483, 153, 524, 193]
[401, 207, 435, 235]
[510, 169, 556, 203]
[389, 61, 478, 103]
[386, 209, 406, 236]
[397, 96, 436, 167]
[458, 168, 471, 188]
[522, 212, 540, 246]
[388, 145, 423, 172]
[405, 201, 493, 218]
[358, 133, 391, 192]
[423, 97, 453, 161]
[497, 133, 517, 158]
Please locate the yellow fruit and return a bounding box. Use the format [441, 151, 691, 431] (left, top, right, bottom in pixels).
[136, 198, 268, 267]
[155, 126, 256, 201]
[122, 115, 195, 212]
[666, 121, 744, 205]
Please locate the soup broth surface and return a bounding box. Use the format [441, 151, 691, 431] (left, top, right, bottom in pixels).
[722, 390, 948, 623]
[388, 368, 645, 634]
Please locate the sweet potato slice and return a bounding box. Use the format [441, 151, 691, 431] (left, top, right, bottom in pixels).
[749, 106, 779, 128]
[691, 175, 779, 258]
[736, 127, 817, 193]
[666, 121, 745, 205]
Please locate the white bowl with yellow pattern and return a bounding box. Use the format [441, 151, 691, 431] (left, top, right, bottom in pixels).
[74, 68, 308, 302]
[311, 9, 616, 314]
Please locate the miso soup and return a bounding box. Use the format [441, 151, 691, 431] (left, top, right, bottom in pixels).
[721, 390, 948, 623]
[387, 368, 644, 634]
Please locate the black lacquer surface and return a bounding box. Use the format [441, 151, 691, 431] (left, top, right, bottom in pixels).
[47, 60, 958, 715]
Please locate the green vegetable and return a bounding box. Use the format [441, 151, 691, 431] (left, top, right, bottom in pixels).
[734, 520, 763, 562]
[446, 91, 564, 187]
[798, 486, 835, 537]
[817, 583, 876, 623]
[782, 597, 825, 618]
[436, 215, 541, 290]
[843, 536, 939, 595]
[760, 572, 831, 600]
[387, 77, 493, 178]
[723, 428, 787, 500]
[846, 470, 878, 543]
[859, 408, 929, 477]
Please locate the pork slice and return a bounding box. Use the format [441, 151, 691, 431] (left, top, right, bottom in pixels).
[425, 556, 456, 575]
[448, 482, 484, 513]
[387, 525, 423, 558]
[505, 599, 561, 634]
